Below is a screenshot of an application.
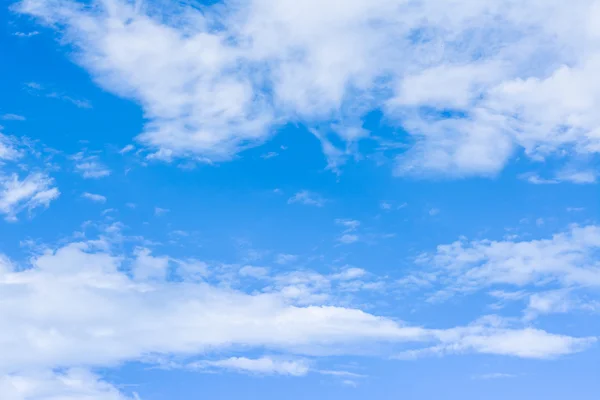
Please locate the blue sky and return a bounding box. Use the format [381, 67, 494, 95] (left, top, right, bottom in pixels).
[1, 0, 600, 399]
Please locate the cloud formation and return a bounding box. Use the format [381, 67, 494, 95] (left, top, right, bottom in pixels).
[17, 0, 600, 176]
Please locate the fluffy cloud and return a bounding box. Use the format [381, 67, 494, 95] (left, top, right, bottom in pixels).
[18, 0, 600, 176]
[0, 228, 594, 397]
[0, 239, 425, 375]
[0, 236, 593, 377]
[0, 370, 136, 400]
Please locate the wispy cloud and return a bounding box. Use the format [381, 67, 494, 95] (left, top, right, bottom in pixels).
[428, 208, 440, 216]
[1, 114, 26, 121]
[72, 152, 111, 179]
[335, 218, 361, 244]
[13, 31, 39, 37]
[555, 169, 597, 184]
[288, 190, 326, 207]
[0, 173, 60, 221]
[471, 373, 517, 380]
[24, 82, 91, 109]
[81, 192, 107, 203]
[189, 357, 310, 376]
[261, 151, 279, 159]
[338, 234, 359, 244]
[335, 218, 360, 231]
[119, 144, 135, 154]
[275, 253, 298, 265]
[154, 207, 170, 216]
[410, 225, 600, 303]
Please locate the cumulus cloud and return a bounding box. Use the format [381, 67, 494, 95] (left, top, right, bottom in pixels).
[0, 236, 591, 378]
[17, 0, 600, 176]
[0, 369, 136, 400]
[0, 228, 593, 398]
[525, 290, 572, 320]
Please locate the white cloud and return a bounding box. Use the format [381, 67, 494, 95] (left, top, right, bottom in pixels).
[0, 236, 590, 380]
[13, 30, 40, 37]
[525, 290, 572, 320]
[0, 133, 21, 161]
[131, 247, 170, 281]
[555, 169, 597, 184]
[0, 369, 136, 400]
[154, 207, 169, 216]
[335, 219, 361, 244]
[274, 253, 297, 265]
[19, 0, 600, 176]
[519, 173, 559, 185]
[119, 144, 135, 154]
[318, 370, 365, 378]
[380, 202, 392, 210]
[416, 225, 600, 299]
[335, 219, 360, 231]
[398, 316, 596, 359]
[239, 265, 269, 278]
[332, 267, 366, 281]
[1, 114, 26, 121]
[338, 234, 359, 245]
[0, 233, 593, 398]
[191, 357, 310, 376]
[72, 152, 111, 179]
[471, 372, 516, 380]
[0, 239, 430, 375]
[24, 81, 92, 108]
[0, 173, 60, 221]
[287, 191, 325, 207]
[75, 162, 111, 178]
[81, 192, 107, 203]
[261, 151, 279, 159]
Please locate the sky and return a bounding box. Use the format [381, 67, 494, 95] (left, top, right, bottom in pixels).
[1, 0, 600, 399]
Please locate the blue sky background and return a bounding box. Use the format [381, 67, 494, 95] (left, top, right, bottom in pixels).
[1, 1, 600, 399]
